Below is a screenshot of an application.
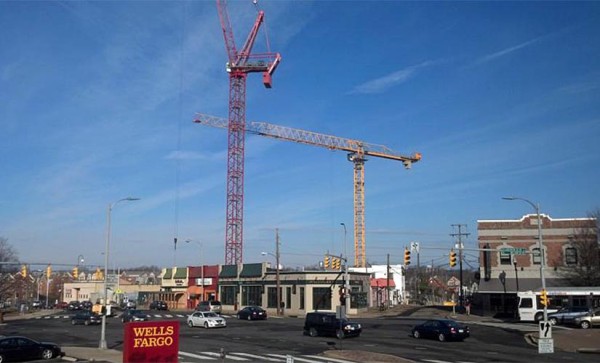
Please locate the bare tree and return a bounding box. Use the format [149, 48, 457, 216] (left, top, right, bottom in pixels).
[557, 209, 600, 286]
[0, 237, 18, 272]
[0, 237, 21, 306]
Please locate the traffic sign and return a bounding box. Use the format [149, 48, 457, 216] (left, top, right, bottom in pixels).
[500, 247, 527, 255]
[410, 241, 420, 253]
[538, 338, 554, 354]
[539, 321, 552, 339]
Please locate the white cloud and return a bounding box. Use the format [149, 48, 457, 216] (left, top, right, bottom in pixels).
[349, 60, 435, 94]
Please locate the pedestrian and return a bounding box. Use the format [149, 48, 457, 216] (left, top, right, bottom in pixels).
[465, 299, 471, 316]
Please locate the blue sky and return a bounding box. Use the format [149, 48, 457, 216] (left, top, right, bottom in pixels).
[1, 1, 599, 271]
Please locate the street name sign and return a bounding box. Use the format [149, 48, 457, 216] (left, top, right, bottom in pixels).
[500, 247, 527, 255]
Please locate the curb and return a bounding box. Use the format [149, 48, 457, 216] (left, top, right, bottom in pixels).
[576, 348, 600, 354]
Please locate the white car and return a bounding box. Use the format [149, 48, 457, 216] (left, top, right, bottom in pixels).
[187, 311, 226, 329]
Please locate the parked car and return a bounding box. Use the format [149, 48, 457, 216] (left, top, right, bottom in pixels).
[80, 301, 93, 311]
[187, 311, 227, 329]
[149, 301, 168, 311]
[548, 306, 592, 326]
[31, 301, 42, 309]
[71, 311, 102, 326]
[195, 300, 222, 314]
[120, 309, 150, 323]
[0, 336, 64, 362]
[411, 319, 470, 342]
[67, 301, 81, 311]
[303, 312, 362, 339]
[573, 308, 600, 329]
[56, 301, 69, 310]
[236, 306, 267, 320]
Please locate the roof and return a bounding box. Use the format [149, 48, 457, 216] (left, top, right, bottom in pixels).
[240, 263, 262, 277]
[219, 265, 238, 278]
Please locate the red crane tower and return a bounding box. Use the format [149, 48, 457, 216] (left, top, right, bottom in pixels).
[216, 0, 281, 264]
[194, 114, 422, 267]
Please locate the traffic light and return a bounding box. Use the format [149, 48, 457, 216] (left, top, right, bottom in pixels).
[21, 265, 27, 278]
[339, 287, 346, 305]
[72, 266, 79, 279]
[540, 289, 549, 307]
[46, 265, 52, 277]
[334, 258, 342, 270]
[404, 248, 411, 266]
[324, 255, 330, 269]
[449, 250, 457, 267]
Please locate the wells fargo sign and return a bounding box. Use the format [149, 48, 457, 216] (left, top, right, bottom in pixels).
[123, 320, 179, 363]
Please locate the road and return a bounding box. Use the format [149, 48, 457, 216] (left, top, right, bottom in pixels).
[1, 310, 597, 363]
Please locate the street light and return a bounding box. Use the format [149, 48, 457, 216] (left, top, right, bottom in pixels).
[502, 196, 547, 322]
[261, 229, 281, 316]
[340, 223, 350, 315]
[186, 239, 204, 302]
[100, 197, 139, 350]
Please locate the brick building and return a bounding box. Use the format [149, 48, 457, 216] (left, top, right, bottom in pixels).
[475, 213, 596, 315]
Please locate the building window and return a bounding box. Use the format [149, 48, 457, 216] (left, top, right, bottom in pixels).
[532, 248, 541, 265]
[300, 287, 305, 310]
[312, 287, 332, 310]
[241, 285, 262, 306]
[500, 249, 512, 265]
[220, 285, 236, 305]
[286, 287, 292, 310]
[565, 247, 578, 265]
[267, 287, 282, 308]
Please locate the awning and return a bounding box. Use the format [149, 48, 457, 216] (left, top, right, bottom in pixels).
[370, 278, 395, 288]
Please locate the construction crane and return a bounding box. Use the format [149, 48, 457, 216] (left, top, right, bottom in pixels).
[215, 0, 281, 264]
[194, 113, 422, 267]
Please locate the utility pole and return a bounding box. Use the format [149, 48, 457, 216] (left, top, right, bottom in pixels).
[386, 254, 390, 309]
[451, 224, 469, 307]
[275, 229, 281, 316]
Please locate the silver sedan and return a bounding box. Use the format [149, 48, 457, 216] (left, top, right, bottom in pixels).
[187, 311, 227, 329]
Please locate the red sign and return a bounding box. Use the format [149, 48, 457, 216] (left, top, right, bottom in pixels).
[123, 320, 179, 363]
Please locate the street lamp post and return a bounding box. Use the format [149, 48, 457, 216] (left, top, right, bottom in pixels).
[502, 196, 547, 322]
[261, 229, 281, 316]
[100, 197, 139, 350]
[340, 223, 350, 316]
[186, 240, 204, 302]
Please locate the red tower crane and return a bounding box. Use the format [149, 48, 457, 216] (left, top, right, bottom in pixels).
[194, 114, 422, 267]
[216, 0, 281, 264]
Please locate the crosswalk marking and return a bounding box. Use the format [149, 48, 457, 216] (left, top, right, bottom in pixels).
[179, 351, 216, 360]
[304, 355, 356, 363]
[202, 352, 248, 361]
[267, 354, 340, 363]
[229, 352, 283, 361]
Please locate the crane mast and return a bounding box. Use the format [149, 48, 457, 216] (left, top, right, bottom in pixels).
[215, 0, 281, 265]
[194, 113, 422, 267]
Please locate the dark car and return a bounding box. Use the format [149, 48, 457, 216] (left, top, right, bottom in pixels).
[67, 301, 81, 311]
[303, 312, 362, 339]
[237, 306, 267, 320]
[0, 336, 64, 362]
[411, 319, 470, 342]
[71, 311, 102, 326]
[121, 309, 150, 323]
[80, 301, 93, 311]
[149, 301, 168, 311]
[548, 306, 592, 326]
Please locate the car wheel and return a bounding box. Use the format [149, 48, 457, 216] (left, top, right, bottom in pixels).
[204, 322, 209, 329]
[41, 348, 54, 360]
[581, 321, 591, 329]
[247, 315, 252, 321]
[438, 333, 446, 342]
[309, 327, 318, 337]
[413, 330, 420, 339]
[0, 353, 5, 363]
[336, 329, 345, 340]
[84, 320, 90, 326]
[188, 320, 194, 328]
[237, 314, 241, 320]
[549, 317, 558, 325]
[71, 320, 76, 325]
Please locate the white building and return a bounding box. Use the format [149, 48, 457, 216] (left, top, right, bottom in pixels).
[350, 265, 406, 307]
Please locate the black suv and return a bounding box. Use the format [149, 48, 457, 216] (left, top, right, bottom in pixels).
[303, 312, 362, 339]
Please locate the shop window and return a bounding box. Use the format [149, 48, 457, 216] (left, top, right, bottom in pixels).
[565, 247, 578, 265]
[532, 248, 541, 265]
[312, 287, 331, 310]
[500, 249, 512, 265]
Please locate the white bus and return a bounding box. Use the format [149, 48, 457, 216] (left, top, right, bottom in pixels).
[517, 287, 600, 322]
